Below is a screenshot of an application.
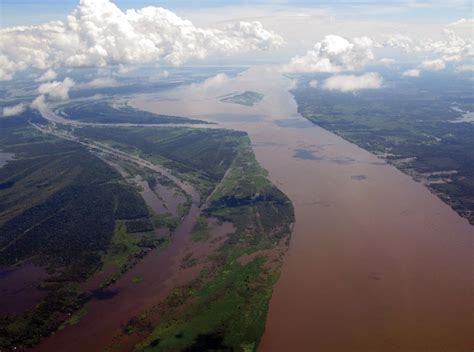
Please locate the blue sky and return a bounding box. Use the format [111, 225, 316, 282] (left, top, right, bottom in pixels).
[1, 0, 471, 27]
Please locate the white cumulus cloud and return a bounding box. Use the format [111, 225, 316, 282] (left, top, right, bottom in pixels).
[195, 73, 230, 90]
[402, 69, 421, 77]
[31, 95, 48, 113]
[423, 30, 472, 62]
[76, 77, 119, 89]
[379, 58, 397, 65]
[284, 35, 375, 73]
[2, 103, 27, 117]
[419, 58, 446, 71]
[35, 69, 58, 82]
[0, 0, 283, 81]
[38, 77, 76, 100]
[447, 18, 474, 30]
[322, 72, 383, 92]
[456, 64, 474, 72]
[383, 20, 473, 64]
[382, 34, 416, 52]
[402, 58, 446, 78]
[308, 79, 318, 88]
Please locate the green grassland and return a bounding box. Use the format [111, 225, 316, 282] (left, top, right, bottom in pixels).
[191, 216, 209, 242]
[102, 221, 160, 277]
[292, 79, 474, 224]
[220, 91, 264, 107]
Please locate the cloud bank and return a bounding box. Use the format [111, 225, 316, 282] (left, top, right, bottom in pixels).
[419, 59, 446, 71]
[38, 78, 76, 100]
[0, 0, 283, 81]
[456, 64, 474, 72]
[403, 58, 447, 78]
[322, 72, 383, 92]
[284, 35, 375, 73]
[192, 73, 230, 92]
[402, 69, 421, 77]
[383, 21, 473, 76]
[2, 103, 28, 117]
[283, 20, 473, 78]
[35, 69, 58, 82]
[75, 77, 119, 89]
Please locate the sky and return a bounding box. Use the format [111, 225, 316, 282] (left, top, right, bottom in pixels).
[1, 0, 472, 27]
[0, 0, 472, 107]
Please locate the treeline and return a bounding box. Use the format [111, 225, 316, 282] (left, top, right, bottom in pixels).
[207, 137, 294, 246]
[76, 126, 246, 184]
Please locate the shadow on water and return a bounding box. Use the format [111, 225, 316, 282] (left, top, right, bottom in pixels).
[90, 288, 120, 300]
[274, 118, 315, 129]
[293, 148, 322, 161]
[351, 174, 367, 181]
[0, 181, 15, 190]
[198, 113, 263, 123]
[293, 147, 357, 165]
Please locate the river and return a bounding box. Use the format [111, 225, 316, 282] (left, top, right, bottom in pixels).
[130, 66, 474, 352]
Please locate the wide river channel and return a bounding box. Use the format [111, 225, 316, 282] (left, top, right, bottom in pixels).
[131, 66, 474, 352]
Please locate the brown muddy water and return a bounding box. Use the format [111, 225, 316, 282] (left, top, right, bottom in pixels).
[135, 177, 169, 215]
[131, 66, 474, 352]
[99, 158, 184, 216]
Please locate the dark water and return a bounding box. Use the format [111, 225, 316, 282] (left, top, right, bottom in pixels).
[0, 264, 48, 315]
[351, 174, 367, 180]
[274, 118, 314, 128]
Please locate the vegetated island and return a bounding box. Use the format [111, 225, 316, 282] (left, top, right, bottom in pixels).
[75, 125, 294, 351]
[219, 91, 264, 107]
[0, 107, 294, 352]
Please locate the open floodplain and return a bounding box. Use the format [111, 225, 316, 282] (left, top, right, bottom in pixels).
[131, 67, 474, 352]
